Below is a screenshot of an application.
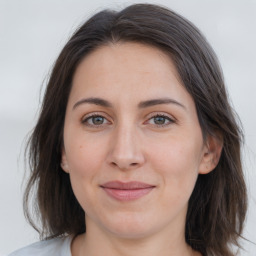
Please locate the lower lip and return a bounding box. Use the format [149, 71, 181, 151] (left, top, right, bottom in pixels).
[102, 187, 154, 201]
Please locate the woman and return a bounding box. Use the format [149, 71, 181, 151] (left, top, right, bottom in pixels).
[9, 3, 247, 256]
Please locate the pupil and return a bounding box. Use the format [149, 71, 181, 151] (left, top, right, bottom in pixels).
[93, 116, 104, 125]
[154, 116, 165, 124]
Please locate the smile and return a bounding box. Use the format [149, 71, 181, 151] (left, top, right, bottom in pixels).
[100, 181, 155, 201]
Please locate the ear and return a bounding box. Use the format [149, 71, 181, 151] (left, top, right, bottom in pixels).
[61, 148, 70, 173]
[198, 134, 223, 174]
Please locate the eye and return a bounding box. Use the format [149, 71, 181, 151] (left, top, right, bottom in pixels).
[82, 114, 110, 127]
[146, 114, 175, 127]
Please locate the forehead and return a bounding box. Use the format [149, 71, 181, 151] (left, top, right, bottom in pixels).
[69, 42, 193, 108]
[74, 42, 180, 80]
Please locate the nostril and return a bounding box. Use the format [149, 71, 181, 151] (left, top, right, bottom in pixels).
[111, 162, 118, 166]
[110, 161, 139, 169]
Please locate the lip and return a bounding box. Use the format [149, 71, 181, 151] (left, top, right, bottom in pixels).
[100, 181, 155, 201]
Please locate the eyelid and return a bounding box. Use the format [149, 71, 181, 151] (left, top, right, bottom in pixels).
[81, 112, 112, 127]
[80, 111, 176, 128]
[146, 112, 176, 121]
[144, 112, 176, 127]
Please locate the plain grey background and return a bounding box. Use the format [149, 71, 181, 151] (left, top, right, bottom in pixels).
[0, 0, 255, 255]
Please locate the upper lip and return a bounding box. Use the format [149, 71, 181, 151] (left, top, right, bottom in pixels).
[100, 181, 155, 190]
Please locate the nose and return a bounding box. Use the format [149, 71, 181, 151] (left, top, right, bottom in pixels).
[106, 124, 145, 170]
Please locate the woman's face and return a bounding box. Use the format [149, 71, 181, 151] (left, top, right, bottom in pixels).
[62, 42, 210, 239]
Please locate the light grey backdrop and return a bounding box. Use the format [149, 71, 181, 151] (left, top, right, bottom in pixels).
[0, 0, 255, 255]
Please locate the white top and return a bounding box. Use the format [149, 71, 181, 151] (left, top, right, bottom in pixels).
[8, 236, 72, 256]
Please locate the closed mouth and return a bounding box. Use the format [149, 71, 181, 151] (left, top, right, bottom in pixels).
[100, 181, 155, 201]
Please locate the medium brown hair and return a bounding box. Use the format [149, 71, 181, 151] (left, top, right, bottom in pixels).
[24, 4, 247, 256]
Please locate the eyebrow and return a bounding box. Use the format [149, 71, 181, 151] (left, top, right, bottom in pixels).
[138, 98, 186, 109]
[73, 97, 113, 109]
[73, 97, 186, 110]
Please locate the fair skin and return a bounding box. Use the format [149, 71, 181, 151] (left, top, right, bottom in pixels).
[61, 42, 222, 256]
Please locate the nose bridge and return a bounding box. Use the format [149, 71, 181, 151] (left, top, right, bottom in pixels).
[107, 121, 144, 169]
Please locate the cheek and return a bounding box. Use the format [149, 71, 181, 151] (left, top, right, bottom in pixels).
[66, 138, 106, 212]
[65, 133, 105, 177]
[149, 138, 202, 196]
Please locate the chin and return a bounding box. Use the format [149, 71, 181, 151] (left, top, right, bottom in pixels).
[101, 212, 161, 239]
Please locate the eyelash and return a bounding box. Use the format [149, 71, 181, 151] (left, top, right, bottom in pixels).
[145, 113, 175, 127]
[81, 113, 175, 128]
[81, 113, 111, 128]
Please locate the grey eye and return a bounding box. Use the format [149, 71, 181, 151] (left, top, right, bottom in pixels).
[91, 116, 105, 125]
[147, 114, 175, 127]
[82, 115, 109, 126]
[154, 116, 166, 125]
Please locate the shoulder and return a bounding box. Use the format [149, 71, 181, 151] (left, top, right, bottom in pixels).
[8, 236, 72, 256]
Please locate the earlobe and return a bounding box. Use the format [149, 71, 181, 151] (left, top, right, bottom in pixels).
[61, 149, 70, 173]
[199, 134, 223, 174]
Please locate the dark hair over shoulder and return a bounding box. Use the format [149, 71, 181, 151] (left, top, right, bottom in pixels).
[24, 4, 247, 256]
